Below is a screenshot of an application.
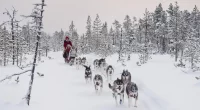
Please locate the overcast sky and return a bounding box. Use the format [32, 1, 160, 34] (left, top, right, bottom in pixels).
[0, 0, 200, 35]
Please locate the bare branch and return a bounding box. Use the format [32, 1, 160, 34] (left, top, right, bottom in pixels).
[0, 70, 31, 83]
[0, 21, 10, 27]
[37, 72, 44, 77]
[4, 8, 12, 18]
[15, 76, 19, 84]
[33, 3, 47, 6]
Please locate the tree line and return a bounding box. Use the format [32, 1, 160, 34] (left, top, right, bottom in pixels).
[1, 2, 200, 69]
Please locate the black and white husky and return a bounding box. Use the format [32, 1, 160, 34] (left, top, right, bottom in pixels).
[83, 65, 92, 83]
[109, 78, 124, 106]
[93, 74, 103, 94]
[99, 58, 106, 69]
[126, 82, 138, 107]
[93, 59, 99, 69]
[106, 65, 114, 81]
[121, 70, 131, 87]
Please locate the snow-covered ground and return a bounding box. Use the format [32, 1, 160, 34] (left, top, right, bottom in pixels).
[0, 52, 200, 110]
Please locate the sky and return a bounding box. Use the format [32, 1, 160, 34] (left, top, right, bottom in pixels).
[0, 0, 200, 35]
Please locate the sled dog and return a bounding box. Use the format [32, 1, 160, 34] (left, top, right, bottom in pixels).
[108, 78, 124, 106]
[81, 57, 87, 65]
[98, 58, 106, 69]
[106, 65, 114, 81]
[93, 59, 99, 69]
[75, 57, 82, 69]
[126, 82, 138, 107]
[83, 65, 92, 83]
[93, 74, 103, 94]
[121, 70, 131, 86]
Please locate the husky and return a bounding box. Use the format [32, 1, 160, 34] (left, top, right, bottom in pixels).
[69, 57, 75, 66]
[83, 65, 92, 83]
[99, 58, 106, 68]
[75, 57, 82, 69]
[93, 74, 103, 94]
[81, 57, 87, 65]
[108, 78, 124, 106]
[126, 82, 138, 107]
[106, 65, 114, 81]
[121, 70, 131, 87]
[93, 59, 99, 69]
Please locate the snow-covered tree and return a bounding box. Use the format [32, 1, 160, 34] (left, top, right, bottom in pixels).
[93, 14, 102, 50]
[69, 21, 78, 48]
[167, 2, 182, 61]
[109, 27, 115, 45]
[3, 8, 18, 65]
[0, 27, 11, 66]
[138, 9, 154, 64]
[85, 16, 92, 52]
[123, 15, 132, 37]
[113, 20, 121, 46]
[24, 0, 47, 105]
[183, 6, 200, 69]
[153, 3, 168, 53]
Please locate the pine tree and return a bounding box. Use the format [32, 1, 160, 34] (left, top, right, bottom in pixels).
[93, 14, 102, 50]
[113, 20, 121, 46]
[167, 2, 181, 61]
[109, 27, 115, 45]
[138, 9, 153, 64]
[153, 3, 168, 53]
[86, 16, 92, 52]
[59, 29, 64, 50]
[101, 22, 108, 43]
[183, 6, 200, 69]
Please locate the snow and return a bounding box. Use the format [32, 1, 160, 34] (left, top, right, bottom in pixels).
[1, 52, 200, 110]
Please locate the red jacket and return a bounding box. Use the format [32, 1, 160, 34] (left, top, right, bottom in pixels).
[64, 40, 72, 52]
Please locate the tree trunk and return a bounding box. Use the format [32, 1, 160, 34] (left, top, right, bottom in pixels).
[46, 48, 48, 57]
[26, 0, 45, 105]
[180, 46, 184, 63]
[3, 28, 7, 66]
[16, 23, 19, 66]
[175, 43, 178, 62]
[191, 54, 194, 69]
[20, 47, 23, 66]
[12, 19, 15, 65]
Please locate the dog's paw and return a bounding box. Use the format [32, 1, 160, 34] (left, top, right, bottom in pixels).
[134, 105, 137, 108]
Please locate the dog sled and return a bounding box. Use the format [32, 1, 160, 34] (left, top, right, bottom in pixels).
[63, 48, 77, 66]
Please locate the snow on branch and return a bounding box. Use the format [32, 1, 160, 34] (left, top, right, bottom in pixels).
[0, 70, 31, 83]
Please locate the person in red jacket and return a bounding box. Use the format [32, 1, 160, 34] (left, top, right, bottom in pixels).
[63, 36, 72, 62]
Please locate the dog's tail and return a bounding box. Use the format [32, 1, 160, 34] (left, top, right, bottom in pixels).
[108, 83, 113, 89]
